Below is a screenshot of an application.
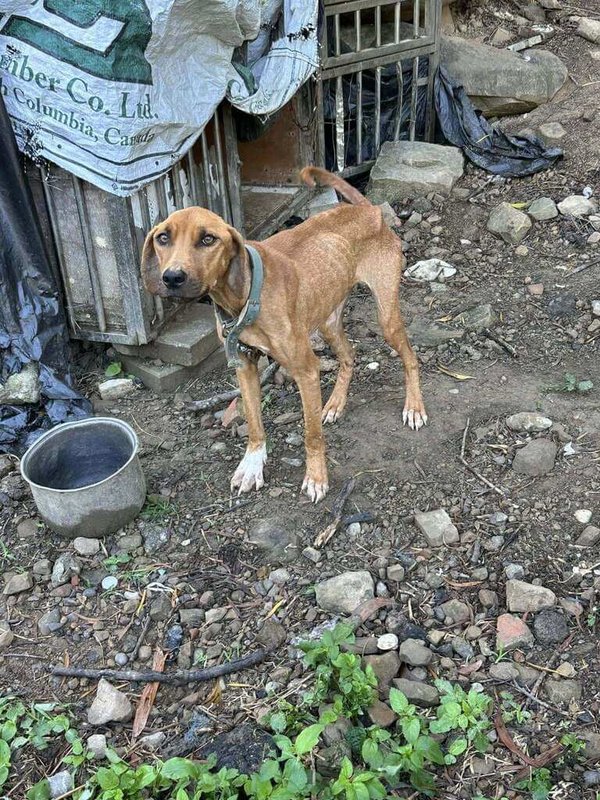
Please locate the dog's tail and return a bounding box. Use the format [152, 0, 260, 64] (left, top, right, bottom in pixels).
[299, 166, 370, 207]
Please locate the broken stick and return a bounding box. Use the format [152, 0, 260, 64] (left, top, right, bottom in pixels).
[313, 477, 356, 548]
[187, 362, 277, 414]
[459, 418, 506, 497]
[51, 647, 268, 686]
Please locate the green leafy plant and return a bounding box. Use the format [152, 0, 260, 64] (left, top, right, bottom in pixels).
[515, 767, 553, 800]
[500, 692, 531, 725]
[429, 680, 492, 755]
[548, 373, 594, 394]
[140, 495, 176, 522]
[104, 362, 122, 378]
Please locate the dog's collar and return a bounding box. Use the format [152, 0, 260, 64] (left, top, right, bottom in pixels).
[214, 244, 264, 368]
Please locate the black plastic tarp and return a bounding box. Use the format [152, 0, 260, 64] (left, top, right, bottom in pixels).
[0, 94, 91, 456]
[434, 66, 562, 177]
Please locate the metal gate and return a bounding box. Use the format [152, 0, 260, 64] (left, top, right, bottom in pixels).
[317, 0, 441, 175]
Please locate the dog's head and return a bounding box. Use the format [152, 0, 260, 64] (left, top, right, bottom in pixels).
[141, 207, 245, 299]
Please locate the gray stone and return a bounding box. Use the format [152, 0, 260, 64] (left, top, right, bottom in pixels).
[16, 518, 38, 539]
[528, 197, 558, 221]
[377, 633, 398, 651]
[487, 203, 532, 244]
[247, 517, 300, 564]
[101, 575, 118, 591]
[557, 195, 597, 217]
[366, 140, 463, 203]
[367, 699, 397, 728]
[454, 303, 497, 332]
[33, 559, 52, 576]
[544, 679, 582, 705]
[538, 122, 566, 147]
[506, 412, 552, 432]
[139, 731, 166, 751]
[179, 608, 205, 627]
[256, 619, 287, 650]
[415, 508, 459, 547]
[98, 378, 136, 400]
[533, 609, 569, 644]
[479, 589, 498, 608]
[377, 202, 401, 228]
[512, 439, 557, 476]
[149, 593, 172, 621]
[142, 523, 171, 555]
[399, 638, 433, 666]
[3, 571, 33, 595]
[0, 456, 13, 480]
[87, 733, 107, 759]
[505, 564, 525, 581]
[439, 598, 471, 624]
[506, 579, 556, 613]
[392, 678, 439, 708]
[322, 714, 352, 746]
[407, 318, 464, 348]
[440, 36, 567, 116]
[489, 662, 519, 681]
[386, 564, 405, 583]
[88, 679, 133, 725]
[38, 607, 63, 636]
[316, 571, 374, 614]
[48, 771, 73, 799]
[363, 651, 401, 688]
[577, 17, 600, 44]
[0, 363, 40, 405]
[120, 348, 226, 394]
[452, 637, 474, 660]
[51, 554, 81, 587]
[580, 732, 600, 762]
[117, 533, 143, 552]
[577, 526, 600, 546]
[114, 652, 129, 667]
[0, 620, 14, 649]
[73, 537, 100, 556]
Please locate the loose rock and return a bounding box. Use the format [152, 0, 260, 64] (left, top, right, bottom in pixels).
[414, 508, 459, 547]
[439, 598, 471, 624]
[0, 620, 14, 648]
[544, 679, 582, 705]
[399, 638, 432, 666]
[557, 195, 597, 217]
[247, 518, 300, 564]
[506, 579, 556, 612]
[512, 439, 557, 476]
[577, 526, 600, 547]
[506, 412, 552, 432]
[404, 259, 456, 282]
[496, 613, 534, 651]
[73, 537, 100, 556]
[367, 699, 397, 728]
[363, 651, 401, 689]
[528, 197, 558, 221]
[315, 571, 374, 614]
[0, 363, 40, 405]
[48, 771, 73, 799]
[88, 679, 133, 725]
[392, 678, 439, 708]
[574, 509, 592, 524]
[87, 734, 107, 759]
[3, 571, 33, 595]
[489, 662, 519, 681]
[98, 378, 136, 400]
[577, 17, 600, 44]
[487, 203, 532, 244]
[533, 609, 568, 644]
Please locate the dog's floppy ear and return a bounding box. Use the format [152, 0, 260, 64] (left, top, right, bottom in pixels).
[226, 225, 248, 295]
[140, 226, 158, 288]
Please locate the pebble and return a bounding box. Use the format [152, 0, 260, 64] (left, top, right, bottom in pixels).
[73, 537, 100, 556]
[575, 509, 592, 524]
[528, 197, 558, 221]
[302, 546, 321, 563]
[367, 362, 380, 371]
[367, 699, 397, 728]
[414, 508, 459, 547]
[87, 733, 107, 759]
[512, 439, 557, 476]
[452, 637, 474, 660]
[505, 563, 525, 581]
[496, 613, 534, 651]
[48, 771, 73, 799]
[392, 678, 439, 708]
[51, 554, 81, 587]
[138, 645, 152, 661]
[377, 633, 399, 651]
[544, 679, 582, 705]
[557, 195, 597, 217]
[0, 620, 14, 648]
[88, 680, 133, 725]
[506, 412, 552, 432]
[577, 526, 600, 547]
[489, 662, 519, 681]
[479, 589, 498, 608]
[533, 609, 569, 645]
[247, 517, 300, 564]
[101, 576, 118, 591]
[315, 571, 374, 614]
[386, 564, 405, 582]
[399, 638, 432, 666]
[347, 522, 362, 537]
[3, 571, 33, 595]
[439, 598, 471, 624]
[179, 608, 205, 627]
[38, 607, 63, 636]
[16, 519, 39, 539]
[98, 378, 135, 400]
[363, 652, 400, 687]
[506, 579, 556, 613]
[114, 652, 129, 667]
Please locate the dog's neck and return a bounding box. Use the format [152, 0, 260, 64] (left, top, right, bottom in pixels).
[209, 248, 251, 317]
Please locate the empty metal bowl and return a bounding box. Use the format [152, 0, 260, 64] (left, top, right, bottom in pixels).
[21, 417, 146, 539]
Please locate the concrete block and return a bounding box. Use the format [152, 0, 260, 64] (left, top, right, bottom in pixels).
[120, 348, 226, 394]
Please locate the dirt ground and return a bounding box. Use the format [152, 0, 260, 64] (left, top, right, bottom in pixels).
[1, 3, 600, 798]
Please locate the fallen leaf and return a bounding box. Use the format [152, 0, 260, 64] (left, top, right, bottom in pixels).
[458, 659, 483, 676]
[437, 365, 475, 381]
[510, 202, 528, 209]
[132, 648, 166, 739]
[207, 679, 223, 706]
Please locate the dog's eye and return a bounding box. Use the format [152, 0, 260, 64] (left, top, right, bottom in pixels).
[155, 232, 169, 245]
[200, 234, 216, 246]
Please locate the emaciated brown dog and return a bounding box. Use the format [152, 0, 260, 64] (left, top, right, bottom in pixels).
[141, 167, 427, 503]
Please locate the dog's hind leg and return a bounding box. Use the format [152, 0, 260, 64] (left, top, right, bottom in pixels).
[319, 302, 354, 424]
[365, 252, 427, 431]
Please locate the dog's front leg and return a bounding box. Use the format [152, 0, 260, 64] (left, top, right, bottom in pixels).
[230, 359, 267, 494]
[292, 351, 329, 503]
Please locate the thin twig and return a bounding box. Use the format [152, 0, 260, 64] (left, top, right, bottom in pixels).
[186, 362, 277, 413]
[483, 328, 517, 358]
[459, 418, 506, 496]
[571, 256, 600, 275]
[314, 478, 356, 548]
[51, 648, 269, 686]
[509, 682, 569, 717]
[130, 616, 151, 662]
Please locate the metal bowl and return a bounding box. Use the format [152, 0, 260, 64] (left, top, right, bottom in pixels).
[21, 417, 146, 539]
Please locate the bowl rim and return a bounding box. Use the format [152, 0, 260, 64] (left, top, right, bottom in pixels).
[20, 416, 140, 495]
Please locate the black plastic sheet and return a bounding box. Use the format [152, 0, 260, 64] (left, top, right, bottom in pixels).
[434, 66, 563, 177]
[0, 94, 91, 456]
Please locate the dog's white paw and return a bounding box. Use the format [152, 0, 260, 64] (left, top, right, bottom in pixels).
[403, 406, 428, 431]
[302, 475, 329, 503]
[322, 406, 340, 424]
[230, 444, 267, 494]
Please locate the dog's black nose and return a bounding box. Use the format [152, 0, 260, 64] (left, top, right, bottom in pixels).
[162, 269, 187, 288]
